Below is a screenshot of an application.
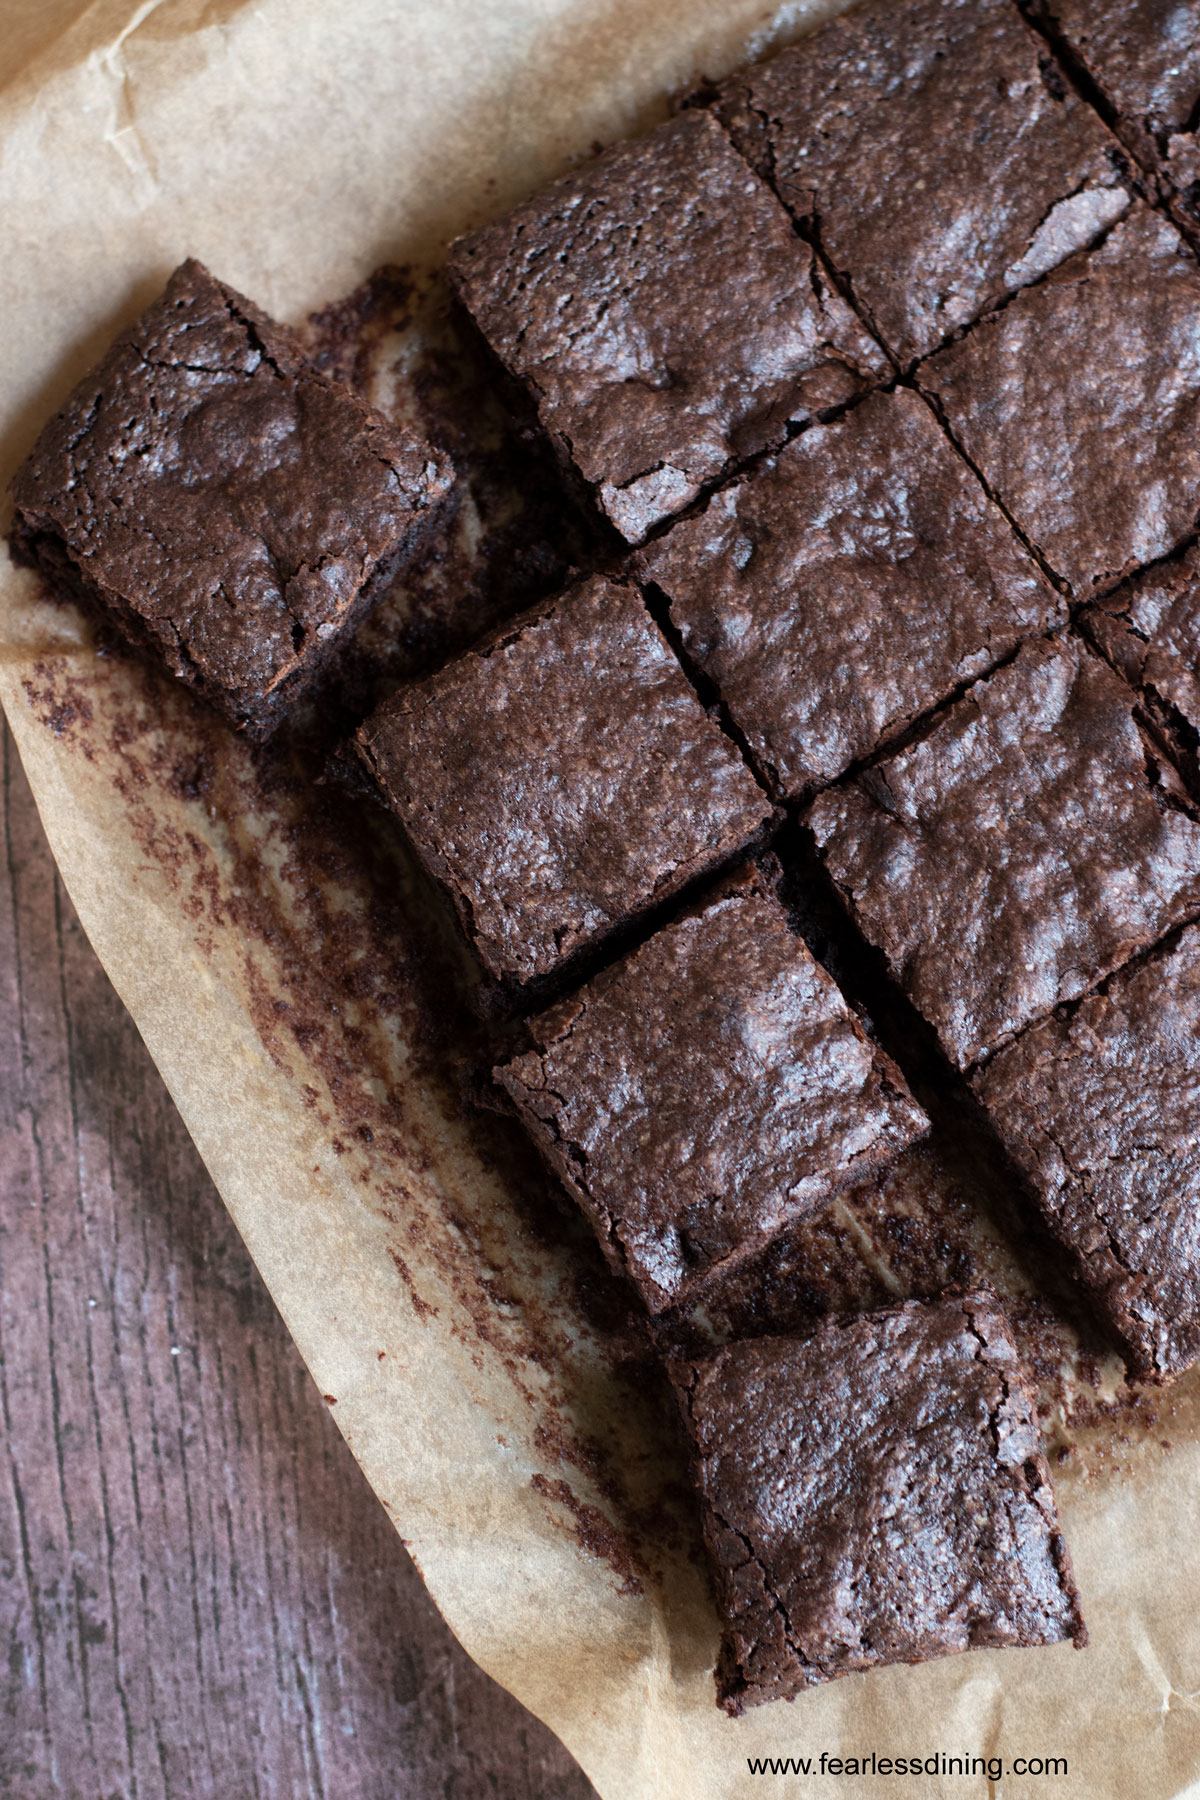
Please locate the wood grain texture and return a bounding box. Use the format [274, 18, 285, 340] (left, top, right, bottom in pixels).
[0, 719, 598, 1800]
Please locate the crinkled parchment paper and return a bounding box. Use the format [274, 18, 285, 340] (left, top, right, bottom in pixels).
[3, 3, 1200, 1795]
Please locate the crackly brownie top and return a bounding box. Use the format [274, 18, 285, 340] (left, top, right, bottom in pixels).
[638, 388, 1061, 799]
[1033, 0, 1200, 150]
[496, 865, 927, 1312]
[1084, 544, 1200, 733]
[10, 259, 452, 727]
[920, 206, 1200, 597]
[448, 108, 886, 543]
[355, 576, 771, 987]
[974, 925, 1200, 1382]
[715, 0, 1129, 365]
[677, 1293, 1084, 1712]
[808, 636, 1200, 1073]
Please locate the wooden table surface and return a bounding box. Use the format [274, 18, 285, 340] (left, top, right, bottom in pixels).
[0, 718, 599, 1799]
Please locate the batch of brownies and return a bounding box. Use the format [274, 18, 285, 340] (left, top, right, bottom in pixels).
[13, 0, 1200, 1715]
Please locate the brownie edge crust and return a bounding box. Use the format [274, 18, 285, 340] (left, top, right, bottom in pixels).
[675, 1294, 1086, 1713]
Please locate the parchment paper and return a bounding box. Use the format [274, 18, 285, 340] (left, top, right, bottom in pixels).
[3, 3, 1200, 1795]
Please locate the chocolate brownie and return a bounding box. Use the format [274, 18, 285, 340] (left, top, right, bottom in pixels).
[495, 863, 927, 1314]
[354, 576, 772, 990]
[1027, 0, 1200, 221]
[447, 108, 886, 544]
[9, 260, 453, 737]
[715, 0, 1131, 366]
[919, 205, 1200, 597]
[1083, 544, 1200, 743]
[638, 388, 1061, 799]
[974, 924, 1200, 1382]
[807, 636, 1200, 1073]
[675, 1292, 1086, 1711]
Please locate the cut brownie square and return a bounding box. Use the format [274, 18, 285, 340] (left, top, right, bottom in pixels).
[807, 636, 1200, 1072]
[495, 863, 927, 1314]
[354, 576, 772, 992]
[1083, 543, 1200, 744]
[675, 1292, 1086, 1712]
[714, 0, 1131, 366]
[1027, 0, 1200, 223]
[9, 259, 453, 738]
[637, 388, 1062, 799]
[919, 205, 1200, 597]
[447, 108, 887, 545]
[974, 923, 1200, 1382]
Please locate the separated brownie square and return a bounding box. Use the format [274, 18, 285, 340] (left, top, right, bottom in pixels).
[675, 1292, 1086, 1712]
[1027, 0, 1200, 223]
[9, 260, 453, 738]
[808, 636, 1200, 1072]
[495, 863, 927, 1313]
[1083, 544, 1200, 744]
[354, 576, 772, 991]
[973, 923, 1200, 1382]
[919, 206, 1200, 597]
[638, 388, 1062, 799]
[715, 0, 1130, 366]
[447, 108, 886, 544]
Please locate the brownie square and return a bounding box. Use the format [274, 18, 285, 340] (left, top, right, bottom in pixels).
[354, 576, 771, 991]
[637, 388, 1062, 800]
[974, 924, 1200, 1382]
[1028, 0, 1200, 221]
[447, 108, 887, 545]
[715, 0, 1131, 366]
[807, 636, 1200, 1073]
[9, 259, 453, 738]
[919, 205, 1200, 597]
[496, 863, 927, 1313]
[675, 1293, 1086, 1711]
[1083, 544, 1200, 742]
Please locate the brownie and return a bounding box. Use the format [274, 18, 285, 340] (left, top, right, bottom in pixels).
[675, 1293, 1086, 1711]
[1083, 543, 1200, 743]
[9, 260, 453, 737]
[1027, 0, 1200, 220]
[495, 863, 928, 1314]
[919, 205, 1200, 597]
[447, 108, 887, 544]
[975, 921, 1200, 1383]
[637, 388, 1062, 799]
[807, 636, 1200, 1073]
[715, 0, 1131, 366]
[354, 576, 772, 990]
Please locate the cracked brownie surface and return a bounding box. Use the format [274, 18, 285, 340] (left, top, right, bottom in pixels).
[495, 863, 927, 1313]
[10, 259, 453, 737]
[675, 1292, 1086, 1711]
[973, 923, 1200, 1381]
[355, 576, 772, 990]
[808, 635, 1200, 1073]
[447, 107, 886, 544]
[919, 205, 1200, 596]
[1083, 544, 1200, 742]
[715, 0, 1130, 365]
[638, 387, 1062, 799]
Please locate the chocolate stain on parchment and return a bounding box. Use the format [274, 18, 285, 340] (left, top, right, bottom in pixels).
[15, 266, 1195, 1602]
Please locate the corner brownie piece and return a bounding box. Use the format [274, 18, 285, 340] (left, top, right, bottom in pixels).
[638, 388, 1062, 799]
[715, 0, 1130, 366]
[496, 864, 927, 1313]
[10, 260, 453, 737]
[447, 108, 886, 544]
[808, 636, 1200, 1072]
[1083, 544, 1200, 742]
[919, 205, 1200, 597]
[675, 1293, 1086, 1711]
[354, 576, 771, 990]
[1028, 0, 1200, 222]
[974, 924, 1200, 1382]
